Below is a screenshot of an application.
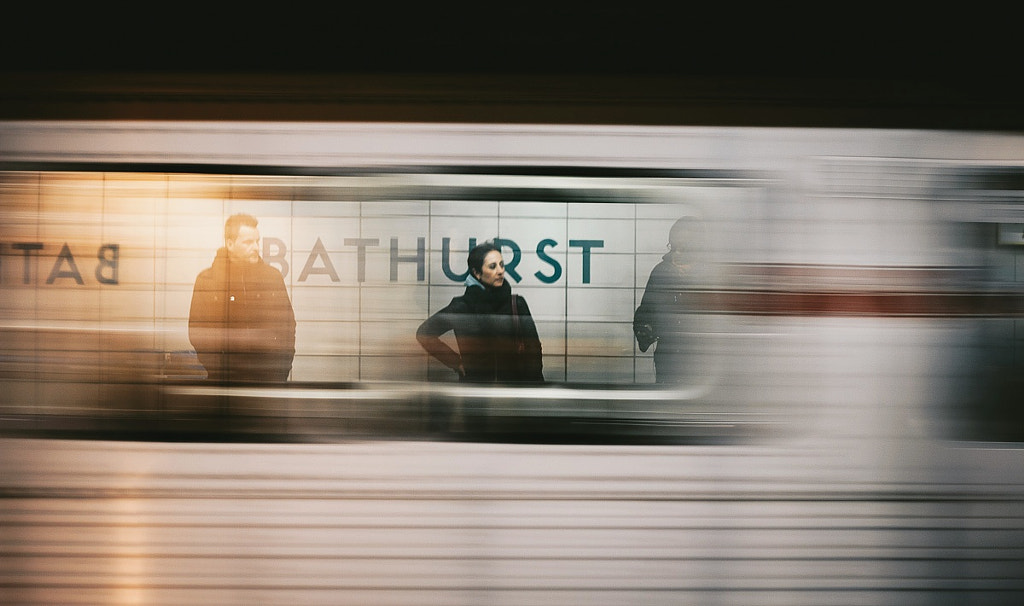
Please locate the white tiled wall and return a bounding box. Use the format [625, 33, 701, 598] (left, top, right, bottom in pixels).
[2, 171, 736, 385]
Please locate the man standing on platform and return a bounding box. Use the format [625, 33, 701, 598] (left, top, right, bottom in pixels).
[188, 213, 296, 382]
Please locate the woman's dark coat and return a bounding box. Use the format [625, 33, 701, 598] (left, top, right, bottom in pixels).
[416, 280, 544, 383]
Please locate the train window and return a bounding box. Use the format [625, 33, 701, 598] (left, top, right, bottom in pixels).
[2, 154, 1021, 445]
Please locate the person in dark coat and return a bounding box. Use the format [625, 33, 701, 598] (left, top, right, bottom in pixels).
[417, 241, 544, 384]
[633, 216, 705, 384]
[188, 213, 296, 383]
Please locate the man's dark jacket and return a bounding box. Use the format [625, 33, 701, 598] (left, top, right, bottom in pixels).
[188, 248, 296, 382]
[416, 280, 544, 383]
[633, 252, 702, 383]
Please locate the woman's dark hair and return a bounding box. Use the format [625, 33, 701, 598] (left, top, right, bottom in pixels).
[467, 241, 501, 277]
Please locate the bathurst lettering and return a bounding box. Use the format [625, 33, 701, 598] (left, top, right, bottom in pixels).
[1, 242, 120, 285]
[271, 237, 606, 284]
[0, 236, 606, 287]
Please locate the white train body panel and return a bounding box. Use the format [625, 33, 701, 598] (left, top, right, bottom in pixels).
[1, 121, 1023, 603]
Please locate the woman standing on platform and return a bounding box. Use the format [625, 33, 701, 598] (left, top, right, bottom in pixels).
[417, 241, 544, 384]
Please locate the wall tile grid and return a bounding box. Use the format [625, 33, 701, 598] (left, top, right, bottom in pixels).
[1, 172, 717, 385]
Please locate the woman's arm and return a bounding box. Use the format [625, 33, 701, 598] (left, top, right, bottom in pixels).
[416, 306, 465, 376]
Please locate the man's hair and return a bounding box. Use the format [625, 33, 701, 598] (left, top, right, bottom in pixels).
[668, 216, 699, 251]
[224, 213, 258, 242]
[467, 241, 501, 276]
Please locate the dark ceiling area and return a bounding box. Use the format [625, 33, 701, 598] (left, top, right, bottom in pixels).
[1, 8, 1020, 128]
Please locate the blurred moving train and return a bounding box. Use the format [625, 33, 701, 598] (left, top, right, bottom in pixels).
[2, 121, 1024, 605]
[0, 120, 1022, 444]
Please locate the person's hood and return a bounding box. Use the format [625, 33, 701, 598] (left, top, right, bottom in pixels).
[211, 247, 264, 273]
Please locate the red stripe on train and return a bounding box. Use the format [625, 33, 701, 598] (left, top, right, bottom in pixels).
[694, 290, 1024, 317]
